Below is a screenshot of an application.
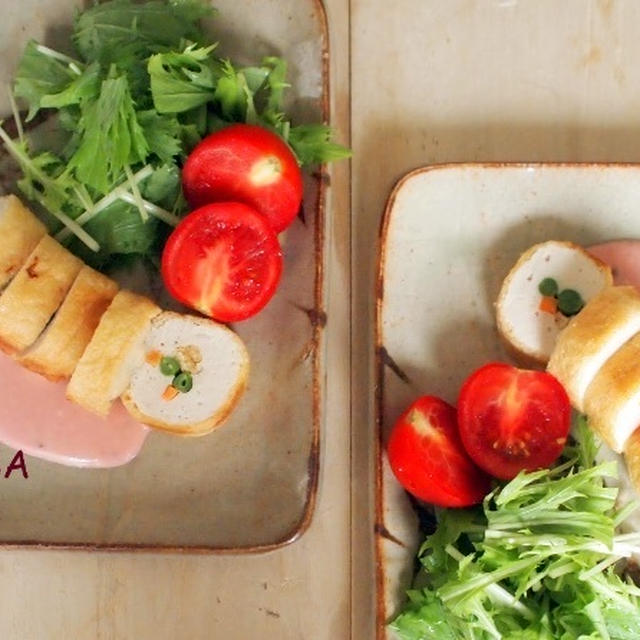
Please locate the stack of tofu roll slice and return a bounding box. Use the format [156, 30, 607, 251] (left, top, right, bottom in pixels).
[0, 195, 249, 437]
[497, 239, 640, 494]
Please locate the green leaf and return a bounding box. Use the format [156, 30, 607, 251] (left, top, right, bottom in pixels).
[240, 66, 270, 94]
[576, 414, 600, 468]
[68, 73, 148, 193]
[148, 45, 218, 113]
[261, 56, 289, 122]
[601, 602, 640, 638]
[72, 0, 213, 66]
[0, 128, 77, 217]
[213, 59, 250, 121]
[180, 102, 208, 138]
[288, 123, 352, 166]
[71, 200, 159, 268]
[168, 0, 215, 22]
[137, 110, 182, 163]
[140, 163, 181, 210]
[389, 590, 459, 640]
[419, 507, 484, 577]
[40, 62, 102, 110]
[13, 41, 80, 121]
[179, 121, 203, 152]
[212, 57, 289, 128]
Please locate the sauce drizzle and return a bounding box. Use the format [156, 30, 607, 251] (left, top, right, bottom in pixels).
[0, 352, 149, 468]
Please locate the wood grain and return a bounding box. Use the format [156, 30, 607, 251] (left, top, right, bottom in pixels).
[0, 0, 351, 637]
[350, 2, 640, 638]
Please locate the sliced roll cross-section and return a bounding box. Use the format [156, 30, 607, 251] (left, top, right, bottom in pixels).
[66, 290, 161, 417]
[121, 312, 250, 436]
[0, 195, 47, 290]
[0, 235, 83, 355]
[20, 266, 118, 381]
[496, 240, 612, 366]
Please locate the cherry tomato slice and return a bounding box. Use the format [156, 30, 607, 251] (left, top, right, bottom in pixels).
[457, 363, 571, 480]
[161, 202, 282, 322]
[387, 396, 492, 508]
[182, 124, 304, 233]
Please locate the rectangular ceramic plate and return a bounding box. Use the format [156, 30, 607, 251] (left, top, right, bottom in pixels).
[0, 0, 328, 552]
[375, 163, 640, 637]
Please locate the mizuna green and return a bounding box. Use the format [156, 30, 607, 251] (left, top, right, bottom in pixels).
[390, 417, 640, 640]
[1, 0, 349, 270]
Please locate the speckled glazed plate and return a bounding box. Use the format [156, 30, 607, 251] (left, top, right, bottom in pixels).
[375, 163, 640, 637]
[0, 0, 329, 552]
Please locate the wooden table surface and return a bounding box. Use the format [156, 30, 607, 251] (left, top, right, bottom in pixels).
[0, 0, 351, 638]
[350, 1, 640, 638]
[5, 0, 640, 637]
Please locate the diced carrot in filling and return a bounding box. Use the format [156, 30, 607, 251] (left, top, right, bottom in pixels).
[146, 350, 162, 366]
[162, 385, 179, 401]
[539, 296, 558, 314]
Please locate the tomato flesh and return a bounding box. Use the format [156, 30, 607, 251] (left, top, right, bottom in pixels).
[161, 202, 282, 322]
[182, 123, 304, 233]
[387, 396, 492, 508]
[457, 363, 571, 480]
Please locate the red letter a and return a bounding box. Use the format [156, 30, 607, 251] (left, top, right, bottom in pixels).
[4, 450, 28, 478]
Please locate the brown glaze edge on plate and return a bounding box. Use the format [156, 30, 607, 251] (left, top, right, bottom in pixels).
[0, 0, 330, 556]
[287, 0, 331, 552]
[373, 161, 640, 637]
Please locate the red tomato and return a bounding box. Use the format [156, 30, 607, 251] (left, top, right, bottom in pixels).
[457, 363, 571, 480]
[161, 202, 282, 322]
[182, 124, 304, 233]
[387, 396, 492, 508]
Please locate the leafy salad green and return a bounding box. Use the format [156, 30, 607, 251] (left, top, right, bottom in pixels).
[1, 0, 349, 269]
[390, 417, 640, 640]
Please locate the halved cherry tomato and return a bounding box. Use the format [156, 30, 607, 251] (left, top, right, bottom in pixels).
[457, 363, 571, 480]
[387, 396, 492, 508]
[182, 124, 304, 233]
[161, 202, 282, 322]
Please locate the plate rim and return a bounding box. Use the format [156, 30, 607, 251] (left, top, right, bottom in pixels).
[373, 160, 640, 636]
[0, 0, 330, 556]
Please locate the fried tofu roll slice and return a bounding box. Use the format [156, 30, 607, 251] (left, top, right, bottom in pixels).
[67, 290, 161, 417]
[547, 286, 640, 412]
[20, 266, 118, 381]
[0, 235, 83, 354]
[584, 332, 640, 453]
[0, 195, 47, 289]
[496, 241, 612, 366]
[121, 312, 249, 436]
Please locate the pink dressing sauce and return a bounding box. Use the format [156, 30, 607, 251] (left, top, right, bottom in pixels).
[0, 352, 149, 468]
[589, 240, 640, 289]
